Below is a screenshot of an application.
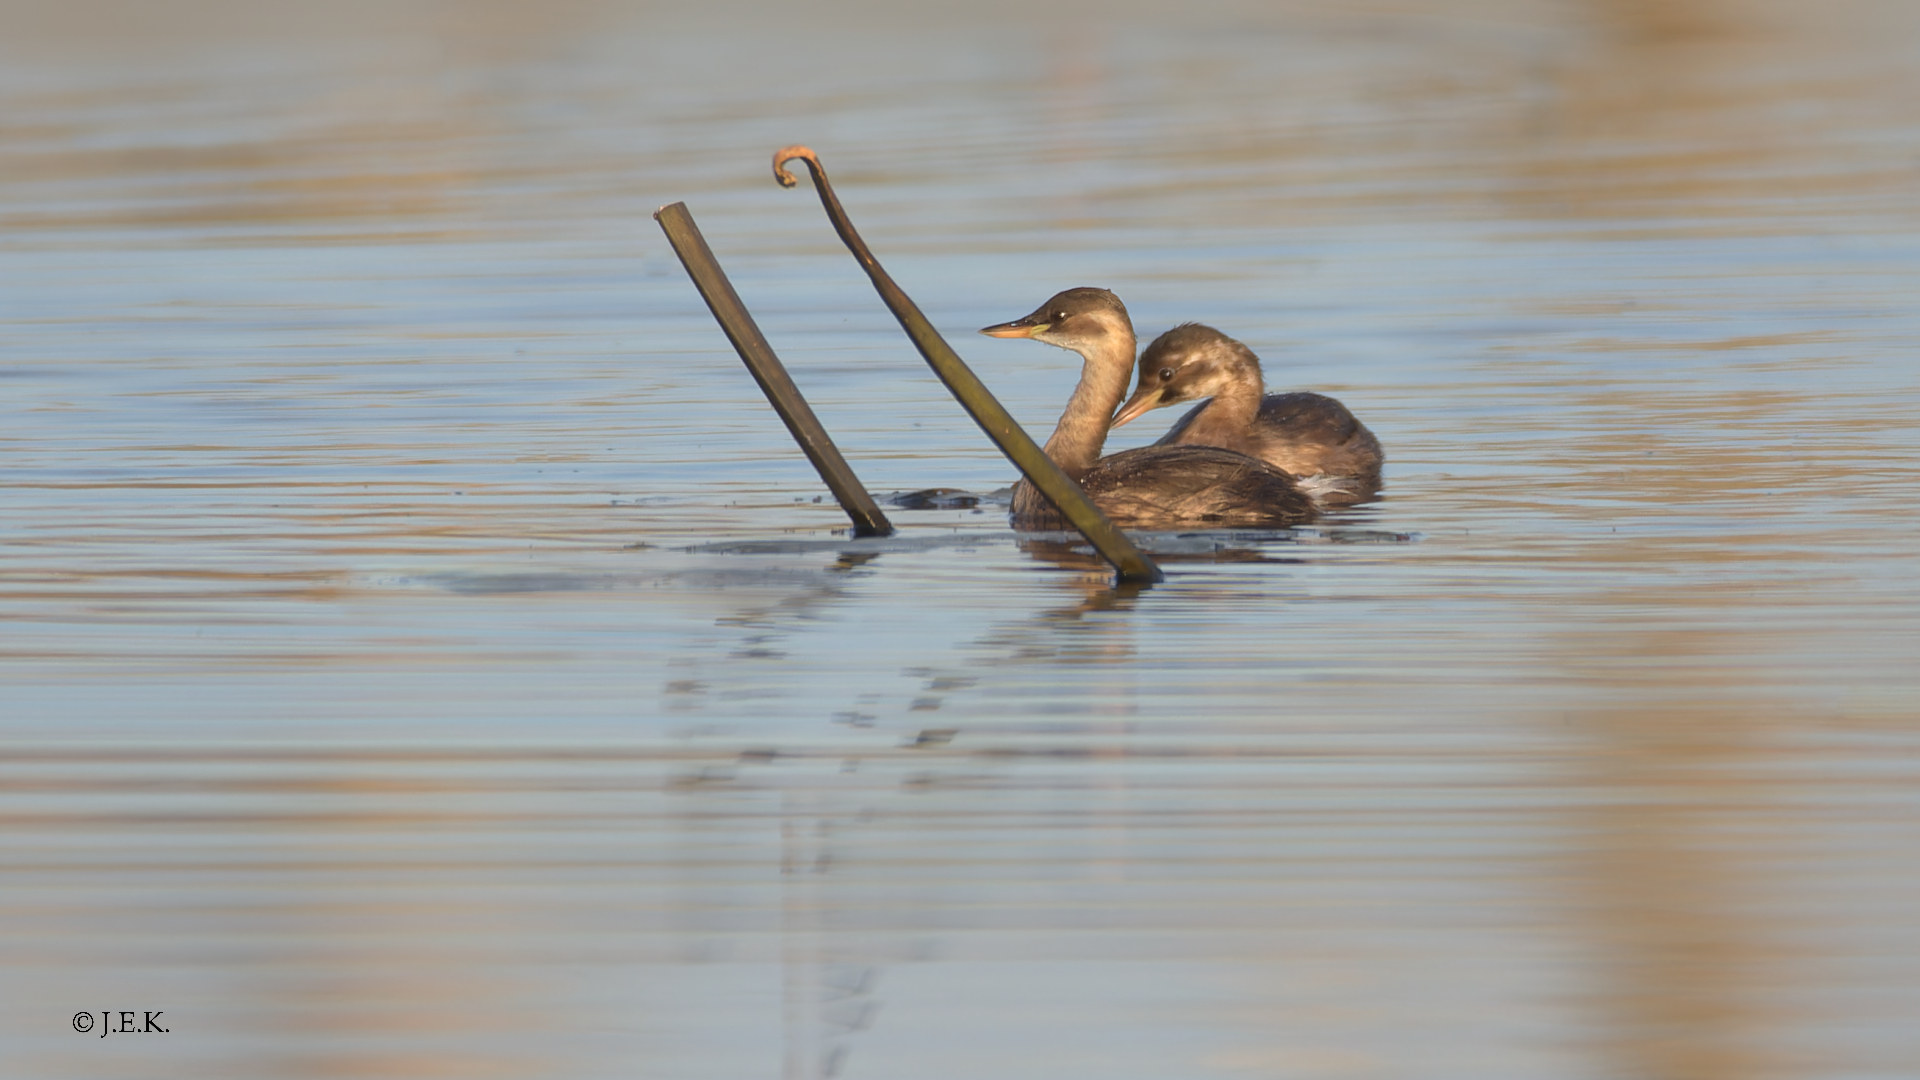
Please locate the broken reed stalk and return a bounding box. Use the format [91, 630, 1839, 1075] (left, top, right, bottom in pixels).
[654, 201, 894, 538]
[771, 146, 1162, 585]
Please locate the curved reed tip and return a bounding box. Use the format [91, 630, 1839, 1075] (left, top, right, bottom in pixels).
[773, 145, 820, 188]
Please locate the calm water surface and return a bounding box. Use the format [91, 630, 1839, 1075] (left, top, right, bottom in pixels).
[5, 1, 1920, 1077]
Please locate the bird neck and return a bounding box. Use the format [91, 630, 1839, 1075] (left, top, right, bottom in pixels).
[1042, 331, 1137, 477]
[1181, 365, 1264, 444]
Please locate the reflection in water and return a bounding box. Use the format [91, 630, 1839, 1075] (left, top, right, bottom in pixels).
[1553, 594, 1810, 1080]
[1571, 700, 1783, 1080]
[1520, 0, 1919, 228]
[4, 0, 1920, 1077]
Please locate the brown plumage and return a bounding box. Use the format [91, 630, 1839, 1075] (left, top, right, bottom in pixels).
[979, 290, 1316, 530]
[1113, 323, 1383, 504]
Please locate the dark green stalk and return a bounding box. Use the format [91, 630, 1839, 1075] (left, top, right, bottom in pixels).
[654, 201, 893, 538]
[772, 146, 1161, 584]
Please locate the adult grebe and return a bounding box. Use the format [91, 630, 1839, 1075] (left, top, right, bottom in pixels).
[1111, 323, 1383, 504]
[979, 289, 1316, 530]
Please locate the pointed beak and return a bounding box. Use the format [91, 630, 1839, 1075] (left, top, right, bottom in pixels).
[978, 315, 1049, 339]
[1110, 386, 1165, 429]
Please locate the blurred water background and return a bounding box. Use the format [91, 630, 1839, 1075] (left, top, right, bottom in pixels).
[4, 0, 1919, 1077]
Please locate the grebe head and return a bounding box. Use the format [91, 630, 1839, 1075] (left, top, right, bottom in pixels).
[1112, 323, 1261, 428]
[978, 288, 1132, 355]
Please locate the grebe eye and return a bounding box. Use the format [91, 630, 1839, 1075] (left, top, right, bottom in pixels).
[1052, 311, 1066, 321]
[1159, 368, 1174, 381]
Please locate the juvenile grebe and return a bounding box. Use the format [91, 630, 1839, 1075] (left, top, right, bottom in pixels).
[979, 289, 1315, 530]
[1111, 323, 1383, 504]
